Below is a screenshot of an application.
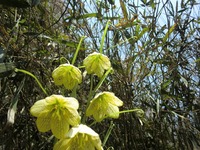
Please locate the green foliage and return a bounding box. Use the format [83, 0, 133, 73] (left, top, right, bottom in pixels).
[0, 0, 199, 149]
[26, 22, 132, 149]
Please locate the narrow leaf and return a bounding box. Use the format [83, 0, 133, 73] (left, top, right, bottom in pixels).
[180, 75, 188, 87]
[120, 0, 128, 20]
[163, 23, 176, 43]
[7, 77, 25, 125]
[137, 27, 149, 40]
[66, 13, 101, 20]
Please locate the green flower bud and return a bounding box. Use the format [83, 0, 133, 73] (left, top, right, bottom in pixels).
[52, 64, 82, 90]
[54, 124, 103, 150]
[30, 95, 81, 139]
[86, 92, 123, 122]
[83, 52, 111, 78]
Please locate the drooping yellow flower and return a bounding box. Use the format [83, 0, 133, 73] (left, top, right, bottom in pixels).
[52, 64, 82, 90]
[83, 52, 111, 78]
[86, 92, 123, 122]
[54, 124, 103, 150]
[30, 95, 81, 139]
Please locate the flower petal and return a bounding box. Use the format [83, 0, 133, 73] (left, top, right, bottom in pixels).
[83, 52, 98, 71]
[52, 67, 66, 85]
[78, 124, 99, 136]
[86, 99, 99, 117]
[51, 112, 70, 139]
[64, 71, 75, 89]
[72, 66, 82, 83]
[90, 57, 99, 73]
[103, 92, 123, 106]
[30, 99, 47, 117]
[90, 136, 103, 150]
[99, 54, 111, 69]
[66, 108, 81, 126]
[82, 137, 97, 150]
[63, 97, 79, 110]
[106, 104, 120, 118]
[95, 62, 105, 77]
[46, 95, 59, 105]
[92, 104, 107, 122]
[54, 138, 70, 150]
[86, 95, 109, 122]
[36, 111, 51, 132]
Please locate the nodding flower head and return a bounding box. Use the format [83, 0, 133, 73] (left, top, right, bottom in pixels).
[86, 91, 123, 122]
[54, 124, 103, 150]
[30, 95, 81, 139]
[52, 64, 82, 90]
[83, 52, 111, 78]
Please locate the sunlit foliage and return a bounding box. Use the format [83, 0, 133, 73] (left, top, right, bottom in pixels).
[0, 0, 199, 149]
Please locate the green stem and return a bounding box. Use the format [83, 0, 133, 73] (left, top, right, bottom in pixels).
[60, 56, 69, 64]
[71, 36, 86, 65]
[119, 109, 144, 114]
[99, 20, 111, 54]
[71, 84, 77, 98]
[82, 75, 94, 124]
[15, 68, 48, 96]
[94, 67, 112, 93]
[89, 120, 97, 127]
[102, 121, 114, 147]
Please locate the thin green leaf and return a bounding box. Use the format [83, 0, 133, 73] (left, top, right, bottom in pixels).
[7, 77, 25, 125]
[137, 27, 149, 40]
[163, 23, 176, 43]
[102, 121, 114, 147]
[66, 13, 101, 20]
[180, 75, 188, 87]
[120, 0, 128, 20]
[15, 68, 48, 96]
[161, 79, 171, 89]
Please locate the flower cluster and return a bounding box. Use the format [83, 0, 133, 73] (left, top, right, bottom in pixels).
[30, 51, 124, 149]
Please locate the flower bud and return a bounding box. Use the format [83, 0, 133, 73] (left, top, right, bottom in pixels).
[52, 64, 82, 90]
[83, 52, 111, 78]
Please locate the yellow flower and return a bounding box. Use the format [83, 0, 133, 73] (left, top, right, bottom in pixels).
[83, 52, 111, 78]
[52, 64, 82, 90]
[54, 124, 103, 150]
[86, 92, 123, 122]
[30, 95, 81, 139]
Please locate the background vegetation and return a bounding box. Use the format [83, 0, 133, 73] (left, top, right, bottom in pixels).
[0, 0, 199, 149]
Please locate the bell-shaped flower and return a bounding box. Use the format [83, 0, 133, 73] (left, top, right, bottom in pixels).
[54, 124, 103, 150]
[30, 95, 81, 139]
[86, 92, 123, 122]
[52, 64, 82, 90]
[83, 52, 111, 78]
